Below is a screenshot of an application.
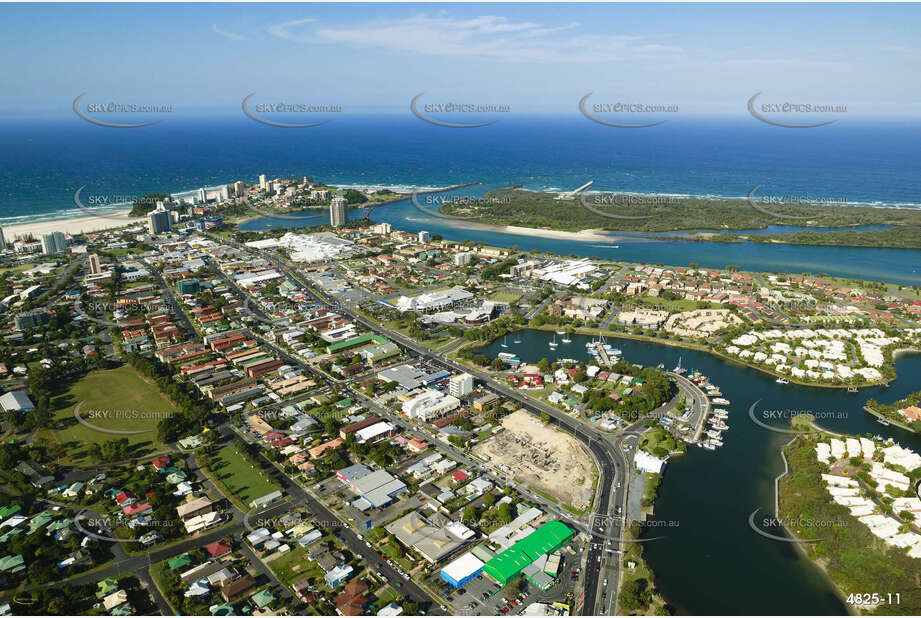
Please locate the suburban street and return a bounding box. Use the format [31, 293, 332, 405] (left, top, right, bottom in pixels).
[252, 246, 633, 616]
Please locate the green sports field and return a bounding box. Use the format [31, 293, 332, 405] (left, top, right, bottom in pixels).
[38, 365, 178, 463]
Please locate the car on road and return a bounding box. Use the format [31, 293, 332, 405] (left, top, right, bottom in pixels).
[603, 578, 607, 586]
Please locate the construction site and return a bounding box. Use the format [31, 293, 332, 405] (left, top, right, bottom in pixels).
[472, 409, 596, 511]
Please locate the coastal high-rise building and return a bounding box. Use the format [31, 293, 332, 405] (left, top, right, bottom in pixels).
[454, 252, 472, 267]
[148, 204, 172, 235]
[233, 181, 245, 197]
[0, 227, 6, 251]
[220, 185, 231, 202]
[448, 373, 475, 398]
[375, 222, 392, 235]
[330, 190, 348, 227]
[40, 232, 67, 255]
[197, 187, 207, 203]
[418, 230, 431, 244]
[88, 253, 101, 275]
[259, 174, 267, 190]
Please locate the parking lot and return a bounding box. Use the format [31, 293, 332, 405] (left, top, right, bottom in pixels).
[432, 545, 582, 616]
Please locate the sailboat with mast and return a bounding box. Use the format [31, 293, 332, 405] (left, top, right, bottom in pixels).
[673, 356, 686, 374]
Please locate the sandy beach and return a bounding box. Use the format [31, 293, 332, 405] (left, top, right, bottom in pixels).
[2, 209, 144, 239]
[462, 220, 617, 243]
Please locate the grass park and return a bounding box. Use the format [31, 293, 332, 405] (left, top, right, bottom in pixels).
[37, 365, 178, 464]
[204, 444, 280, 508]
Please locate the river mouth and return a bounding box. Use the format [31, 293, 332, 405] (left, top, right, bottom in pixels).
[474, 329, 921, 615]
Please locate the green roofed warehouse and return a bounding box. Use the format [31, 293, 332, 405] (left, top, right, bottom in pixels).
[482, 520, 574, 586]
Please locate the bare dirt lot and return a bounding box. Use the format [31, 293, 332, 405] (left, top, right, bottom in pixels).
[472, 409, 595, 511]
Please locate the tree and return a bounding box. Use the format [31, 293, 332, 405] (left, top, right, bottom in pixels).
[463, 506, 478, 524]
[497, 502, 514, 524]
[619, 578, 652, 612]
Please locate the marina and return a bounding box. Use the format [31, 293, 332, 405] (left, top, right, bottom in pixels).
[586, 335, 622, 367]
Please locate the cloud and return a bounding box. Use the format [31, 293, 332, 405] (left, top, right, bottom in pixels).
[267, 18, 318, 43]
[212, 24, 246, 41]
[268, 13, 681, 63]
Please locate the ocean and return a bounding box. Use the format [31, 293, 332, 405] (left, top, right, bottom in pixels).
[2, 114, 920, 223]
